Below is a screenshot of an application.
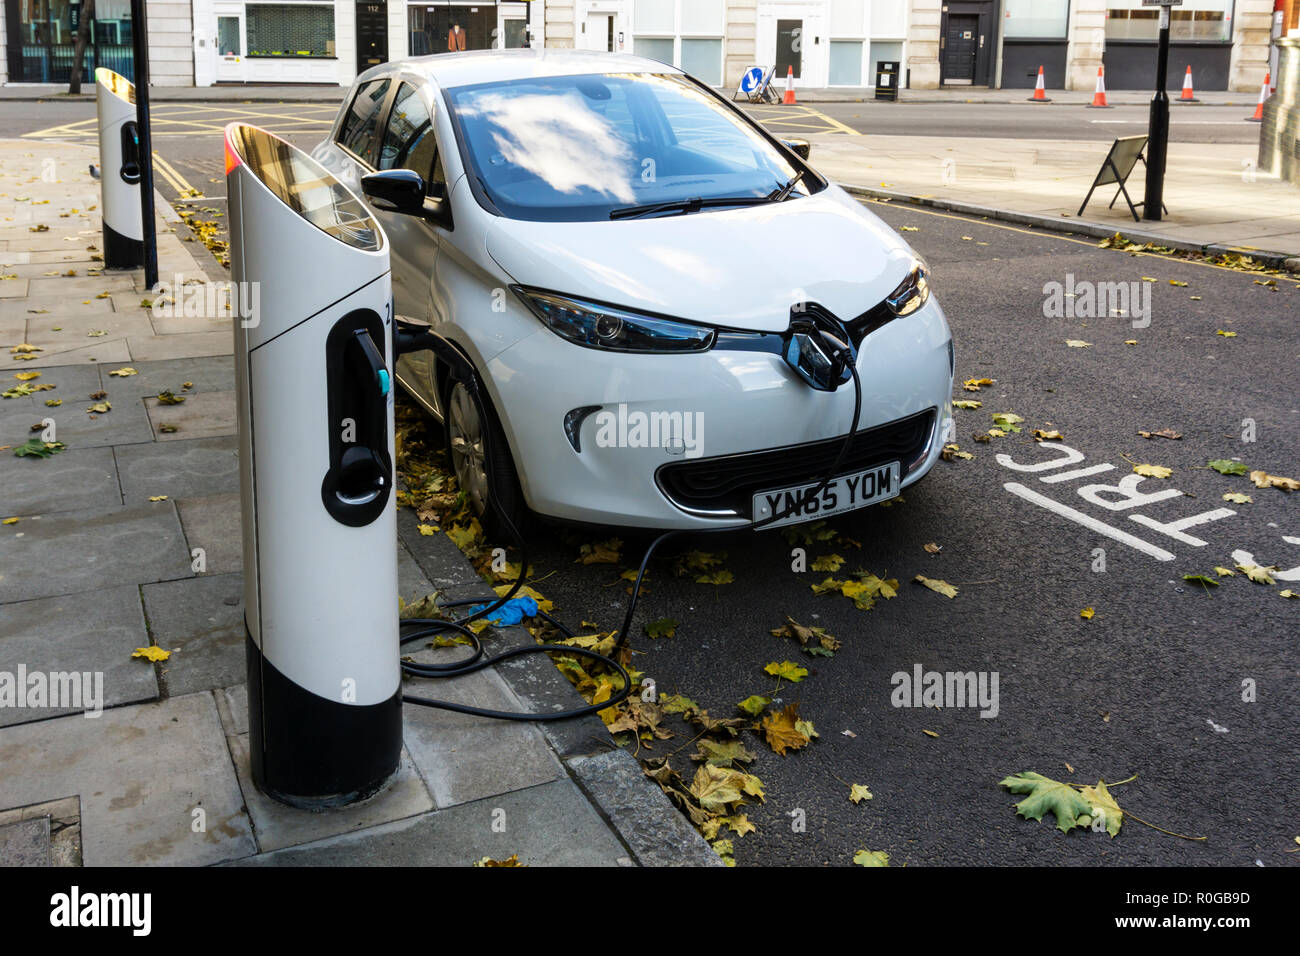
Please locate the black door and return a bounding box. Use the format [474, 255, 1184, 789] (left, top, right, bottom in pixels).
[776, 19, 803, 80]
[942, 13, 978, 84]
[357, 1, 388, 73]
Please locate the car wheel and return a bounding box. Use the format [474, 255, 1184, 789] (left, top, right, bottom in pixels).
[443, 368, 525, 541]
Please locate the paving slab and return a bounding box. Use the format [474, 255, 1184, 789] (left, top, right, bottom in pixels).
[0, 362, 108, 408]
[0, 296, 113, 323]
[94, 355, 236, 398]
[397, 539, 437, 606]
[397, 509, 490, 589]
[231, 778, 632, 867]
[0, 691, 256, 865]
[226, 735, 434, 854]
[141, 572, 245, 697]
[114, 434, 239, 503]
[0, 502, 191, 603]
[0, 796, 82, 866]
[0, 395, 153, 451]
[0, 583, 158, 727]
[145, 389, 236, 440]
[176, 492, 242, 576]
[127, 331, 232, 362]
[401, 666, 566, 810]
[0, 445, 120, 517]
[0, 816, 50, 866]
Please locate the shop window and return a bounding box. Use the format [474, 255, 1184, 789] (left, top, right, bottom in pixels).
[829, 40, 863, 86]
[680, 38, 722, 85]
[1106, 3, 1232, 43]
[633, 36, 674, 66]
[246, 4, 336, 57]
[1003, 0, 1069, 39]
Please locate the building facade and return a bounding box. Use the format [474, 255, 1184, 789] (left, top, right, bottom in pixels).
[0, 0, 1278, 92]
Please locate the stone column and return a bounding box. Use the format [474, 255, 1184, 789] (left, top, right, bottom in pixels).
[1231, 0, 1276, 92]
[1065, 0, 1107, 91]
[725, 0, 758, 89]
[907, 0, 941, 89]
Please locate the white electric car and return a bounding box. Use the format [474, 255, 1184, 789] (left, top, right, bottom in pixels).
[313, 50, 953, 532]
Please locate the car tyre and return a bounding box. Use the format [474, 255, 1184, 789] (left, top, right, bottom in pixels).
[443, 366, 526, 542]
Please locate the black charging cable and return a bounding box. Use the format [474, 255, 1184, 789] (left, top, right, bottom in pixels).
[392, 321, 862, 721]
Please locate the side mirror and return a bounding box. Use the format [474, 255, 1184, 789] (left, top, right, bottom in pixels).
[361, 169, 427, 216]
[782, 139, 812, 160]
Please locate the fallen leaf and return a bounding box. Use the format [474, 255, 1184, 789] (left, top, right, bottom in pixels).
[761, 703, 812, 756]
[1183, 574, 1219, 589]
[952, 399, 982, 410]
[737, 695, 771, 717]
[763, 660, 808, 683]
[1222, 493, 1252, 504]
[849, 784, 873, 804]
[913, 575, 958, 599]
[1208, 459, 1248, 476]
[132, 646, 171, 662]
[644, 618, 678, 639]
[107, 367, 138, 377]
[1215, 330, 1237, 338]
[853, 850, 890, 867]
[1137, 428, 1181, 440]
[1236, 563, 1277, 585]
[1249, 470, 1299, 492]
[1080, 607, 1095, 619]
[1033, 429, 1063, 441]
[1133, 463, 1172, 479]
[923, 542, 941, 554]
[1065, 340, 1092, 348]
[999, 771, 1095, 833]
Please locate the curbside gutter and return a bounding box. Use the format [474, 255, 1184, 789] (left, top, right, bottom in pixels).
[840, 183, 1300, 275]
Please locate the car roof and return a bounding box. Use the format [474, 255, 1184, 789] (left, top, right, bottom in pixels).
[361, 49, 684, 90]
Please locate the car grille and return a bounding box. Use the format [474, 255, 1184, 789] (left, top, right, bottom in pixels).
[656, 408, 937, 518]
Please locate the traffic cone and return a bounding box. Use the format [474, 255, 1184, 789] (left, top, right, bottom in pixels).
[1027, 65, 1051, 103]
[1087, 66, 1110, 108]
[1177, 65, 1199, 103]
[1247, 72, 1269, 122]
[782, 65, 796, 105]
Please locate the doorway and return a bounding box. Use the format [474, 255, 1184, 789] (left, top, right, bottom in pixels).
[585, 13, 613, 52]
[356, 1, 388, 73]
[215, 12, 245, 82]
[942, 14, 978, 84]
[759, 3, 826, 87]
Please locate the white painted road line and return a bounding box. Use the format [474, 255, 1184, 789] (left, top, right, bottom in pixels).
[1003, 481, 1177, 561]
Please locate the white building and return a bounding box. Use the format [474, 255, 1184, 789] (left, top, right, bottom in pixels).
[0, 0, 1274, 93]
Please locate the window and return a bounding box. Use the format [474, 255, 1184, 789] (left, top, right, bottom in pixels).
[338, 78, 391, 165]
[1105, 1, 1233, 43]
[829, 41, 863, 86]
[446, 72, 807, 222]
[377, 83, 445, 192]
[680, 38, 722, 85]
[246, 3, 336, 57]
[1004, 0, 1069, 39]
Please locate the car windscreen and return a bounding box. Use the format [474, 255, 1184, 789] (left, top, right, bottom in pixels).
[444, 72, 806, 222]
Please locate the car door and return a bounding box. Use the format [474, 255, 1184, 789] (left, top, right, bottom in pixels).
[372, 79, 454, 418]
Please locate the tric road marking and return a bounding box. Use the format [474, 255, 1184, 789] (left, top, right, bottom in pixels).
[1004, 482, 1176, 562]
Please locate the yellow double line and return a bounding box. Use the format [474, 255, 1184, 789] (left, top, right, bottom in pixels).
[150, 151, 204, 200]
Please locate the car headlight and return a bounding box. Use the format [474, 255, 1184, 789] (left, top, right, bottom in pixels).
[513, 287, 716, 353]
[885, 263, 930, 317]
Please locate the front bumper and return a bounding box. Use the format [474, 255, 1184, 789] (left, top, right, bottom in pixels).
[483, 297, 954, 530]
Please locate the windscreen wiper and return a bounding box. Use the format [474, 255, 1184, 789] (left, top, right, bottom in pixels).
[767, 169, 806, 203]
[609, 194, 775, 220]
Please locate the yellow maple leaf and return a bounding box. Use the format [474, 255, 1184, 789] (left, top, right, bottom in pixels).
[132, 646, 171, 662]
[761, 703, 812, 756]
[1080, 607, 1095, 620]
[913, 574, 958, 599]
[1133, 464, 1172, 479]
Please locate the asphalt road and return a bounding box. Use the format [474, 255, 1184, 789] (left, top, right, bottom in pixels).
[7, 97, 1297, 866]
[494, 206, 1299, 867]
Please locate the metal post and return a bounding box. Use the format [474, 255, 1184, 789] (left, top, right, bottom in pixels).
[130, 0, 158, 289]
[1144, 1, 1173, 222]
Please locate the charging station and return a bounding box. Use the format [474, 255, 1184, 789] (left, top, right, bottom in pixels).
[93, 67, 144, 269]
[226, 123, 402, 808]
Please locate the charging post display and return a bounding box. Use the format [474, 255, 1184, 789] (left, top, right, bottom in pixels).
[93, 68, 144, 269]
[226, 124, 402, 809]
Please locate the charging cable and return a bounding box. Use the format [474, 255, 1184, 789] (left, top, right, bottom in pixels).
[392, 320, 862, 721]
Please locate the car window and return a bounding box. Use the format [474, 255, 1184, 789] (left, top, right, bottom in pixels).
[338, 78, 392, 165]
[445, 72, 805, 222]
[378, 82, 447, 194]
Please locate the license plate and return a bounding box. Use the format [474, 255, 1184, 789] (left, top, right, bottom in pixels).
[752, 462, 901, 529]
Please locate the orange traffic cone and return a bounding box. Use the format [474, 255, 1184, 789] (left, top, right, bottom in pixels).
[1027, 65, 1051, 103]
[1247, 72, 1269, 122]
[1177, 65, 1199, 103]
[782, 65, 796, 105]
[1087, 65, 1110, 108]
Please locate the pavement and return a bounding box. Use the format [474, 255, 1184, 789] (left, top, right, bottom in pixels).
[0, 138, 721, 867]
[806, 133, 1300, 263]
